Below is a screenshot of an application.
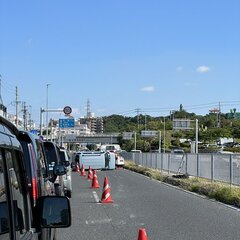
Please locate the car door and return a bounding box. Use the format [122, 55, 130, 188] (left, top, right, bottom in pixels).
[0, 137, 38, 240]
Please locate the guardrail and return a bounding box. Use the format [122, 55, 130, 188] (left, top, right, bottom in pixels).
[121, 152, 240, 185]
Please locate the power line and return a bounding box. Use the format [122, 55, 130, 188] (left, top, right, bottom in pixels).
[113, 101, 240, 117]
[0, 77, 16, 94]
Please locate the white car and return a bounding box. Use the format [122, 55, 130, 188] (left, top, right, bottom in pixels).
[115, 153, 125, 168]
[59, 147, 72, 198]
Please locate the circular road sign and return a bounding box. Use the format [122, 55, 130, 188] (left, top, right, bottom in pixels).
[63, 106, 72, 115]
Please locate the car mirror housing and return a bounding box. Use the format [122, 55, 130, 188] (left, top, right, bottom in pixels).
[34, 196, 71, 228]
[63, 161, 70, 167]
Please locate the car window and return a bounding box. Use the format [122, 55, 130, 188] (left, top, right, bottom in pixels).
[5, 149, 28, 238]
[35, 140, 48, 177]
[59, 151, 66, 162]
[19, 140, 32, 185]
[44, 145, 57, 165]
[0, 150, 10, 239]
[44, 142, 62, 165]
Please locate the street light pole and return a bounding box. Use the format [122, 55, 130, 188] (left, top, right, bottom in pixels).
[134, 132, 137, 150]
[158, 131, 161, 153]
[163, 116, 166, 153]
[195, 118, 199, 154]
[46, 84, 50, 140]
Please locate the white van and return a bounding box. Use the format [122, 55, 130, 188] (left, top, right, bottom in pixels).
[131, 150, 142, 153]
[59, 147, 72, 198]
[100, 144, 121, 153]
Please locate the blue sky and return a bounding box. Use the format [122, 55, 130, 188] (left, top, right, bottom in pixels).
[1, 1, 240, 126]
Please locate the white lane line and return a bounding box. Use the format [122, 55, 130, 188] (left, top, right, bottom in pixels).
[92, 191, 100, 203]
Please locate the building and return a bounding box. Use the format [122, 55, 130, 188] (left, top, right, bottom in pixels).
[80, 115, 103, 134]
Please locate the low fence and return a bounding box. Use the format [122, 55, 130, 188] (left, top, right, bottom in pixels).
[121, 152, 240, 185]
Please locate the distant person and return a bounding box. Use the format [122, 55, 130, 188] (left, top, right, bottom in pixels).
[105, 153, 110, 169]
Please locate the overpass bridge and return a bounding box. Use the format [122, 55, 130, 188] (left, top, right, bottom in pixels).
[62, 133, 120, 144]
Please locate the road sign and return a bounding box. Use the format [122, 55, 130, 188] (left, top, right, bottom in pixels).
[173, 119, 192, 130]
[59, 118, 75, 128]
[141, 130, 158, 137]
[123, 132, 133, 140]
[63, 106, 72, 115]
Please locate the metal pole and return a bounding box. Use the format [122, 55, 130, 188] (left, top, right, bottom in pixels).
[195, 119, 198, 154]
[197, 154, 199, 180]
[211, 154, 214, 183]
[40, 108, 44, 136]
[163, 117, 166, 153]
[50, 119, 53, 141]
[15, 86, 18, 128]
[168, 153, 170, 174]
[158, 131, 161, 153]
[230, 154, 233, 187]
[134, 131, 137, 150]
[46, 84, 50, 140]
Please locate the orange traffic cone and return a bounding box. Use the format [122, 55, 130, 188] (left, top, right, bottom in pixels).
[88, 166, 93, 180]
[138, 228, 148, 240]
[80, 164, 86, 176]
[91, 170, 100, 188]
[100, 177, 113, 203]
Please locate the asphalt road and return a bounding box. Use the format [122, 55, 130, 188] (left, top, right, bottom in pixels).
[57, 168, 240, 240]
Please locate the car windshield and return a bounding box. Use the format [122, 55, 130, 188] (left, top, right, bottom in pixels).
[44, 144, 58, 165]
[106, 146, 115, 151]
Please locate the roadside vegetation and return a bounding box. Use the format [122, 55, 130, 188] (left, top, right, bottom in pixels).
[102, 107, 240, 153]
[124, 160, 240, 208]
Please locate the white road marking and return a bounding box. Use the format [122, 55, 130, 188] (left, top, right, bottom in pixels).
[92, 191, 100, 203]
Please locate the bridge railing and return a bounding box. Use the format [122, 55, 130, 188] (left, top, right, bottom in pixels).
[121, 152, 240, 185]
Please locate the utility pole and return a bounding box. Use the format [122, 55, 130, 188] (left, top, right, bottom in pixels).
[23, 102, 27, 130]
[135, 108, 141, 129]
[158, 131, 161, 153]
[0, 76, 3, 105]
[15, 87, 18, 128]
[195, 119, 199, 154]
[163, 116, 166, 153]
[145, 114, 147, 130]
[46, 84, 50, 140]
[27, 105, 32, 130]
[134, 131, 137, 150]
[217, 102, 221, 128]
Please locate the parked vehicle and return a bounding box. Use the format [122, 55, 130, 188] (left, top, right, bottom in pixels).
[75, 151, 116, 170]
[171, 148, 184, 154]
[59, 147, 72, 198]
[43, 141, 65, 196]
[17, 131, 58, 239]
[0, 116, 71, 240]
[130, 149, 142, 153]
[100, 144, 121, 153]
[115, 153, 125, 167]
[17, 131, 55, 206]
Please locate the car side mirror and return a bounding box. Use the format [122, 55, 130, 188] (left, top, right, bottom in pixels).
[34, 196, 71, 228]
[63, 161, 70, 167]
[53, 164, 66, 176]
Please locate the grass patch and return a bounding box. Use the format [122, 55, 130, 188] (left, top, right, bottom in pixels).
[124, 160, 240, 208]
